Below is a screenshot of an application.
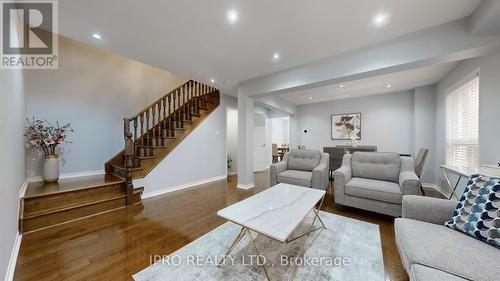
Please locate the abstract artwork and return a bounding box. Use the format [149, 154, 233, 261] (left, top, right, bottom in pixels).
[331, 113, 361, 140]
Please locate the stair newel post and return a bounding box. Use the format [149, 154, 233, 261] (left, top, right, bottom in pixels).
[123, 118, 135, 206]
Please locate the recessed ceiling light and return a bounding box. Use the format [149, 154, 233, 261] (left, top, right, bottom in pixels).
[92, 33, 102, 40]
[386, 84, 392, 88]
[373, 13, 390, 27]
[308, 96, 313, 100]
[210, 79, 215, 83]
[226, 9, 239, 24]
[272, 52, 280, 61]
[339, 84, 344, 88]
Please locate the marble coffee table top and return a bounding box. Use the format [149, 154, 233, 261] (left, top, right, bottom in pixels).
[217, 183, 326, 242]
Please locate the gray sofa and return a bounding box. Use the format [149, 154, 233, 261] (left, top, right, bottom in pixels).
[270, 149, 329, 190]
[395, 195, 500, 281]
[334, 152, 421, 216]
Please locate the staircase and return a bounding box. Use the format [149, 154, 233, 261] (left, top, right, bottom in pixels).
[20, 80, 220, 233]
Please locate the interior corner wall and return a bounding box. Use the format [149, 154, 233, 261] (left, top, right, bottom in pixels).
[24, 35, 188, 178]
[435, 50, 500, 186]
[140, 94, 236, 196]
[0, 68, 25, 280]
[297, 90, 415, 155]
[413, 85, 436, 183]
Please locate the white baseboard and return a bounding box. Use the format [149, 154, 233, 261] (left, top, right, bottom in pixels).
[27, 169, 105, 183]
[141, 175, 228, 199]
[18, 180, 28, 198]
[5, 232, 22, 281]
[237, 182, 255, 189]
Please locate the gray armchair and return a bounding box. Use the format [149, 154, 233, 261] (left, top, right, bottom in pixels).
[334, 152, 421, 217]
[270, 149, 329, 190]
[395, 196, 500, 281]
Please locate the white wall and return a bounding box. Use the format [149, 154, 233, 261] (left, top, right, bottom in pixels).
[140, 94, 236, 196]
[271, 117, 290, 145]
[25, 36, 187, 177]
[0, 68, 25, 281]
[435, 50, 500, 186]
[297, 91, 415, 155]
[226, 108, 238, 174]
[0, 18, 25, 280]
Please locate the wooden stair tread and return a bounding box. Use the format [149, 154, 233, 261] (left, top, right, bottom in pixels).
[23, 194, 127, 219]
[24, 174, 124, 199]
[23, 187, 144, 219]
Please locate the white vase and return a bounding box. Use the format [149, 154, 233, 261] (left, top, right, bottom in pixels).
[43, 154, 60, 183]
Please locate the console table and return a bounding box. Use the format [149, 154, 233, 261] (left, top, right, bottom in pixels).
[440, 164, 500, 199]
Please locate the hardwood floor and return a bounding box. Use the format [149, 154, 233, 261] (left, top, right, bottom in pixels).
[14, 171, 408, 281]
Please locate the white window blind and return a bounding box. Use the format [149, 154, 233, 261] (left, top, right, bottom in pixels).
[446, 73, 479, 168]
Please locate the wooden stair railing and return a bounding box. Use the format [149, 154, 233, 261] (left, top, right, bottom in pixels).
[118, 80, 218, 205]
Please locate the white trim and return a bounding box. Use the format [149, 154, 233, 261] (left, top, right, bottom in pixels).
[18, 180, 28, 198]
[4, 233, 22, 281]
[237, 182, 255, 189]
[141, 175, 228, 199]
[27, 169, 105, 182]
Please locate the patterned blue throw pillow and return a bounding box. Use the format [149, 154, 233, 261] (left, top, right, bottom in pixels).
[445, 174, 500, 248]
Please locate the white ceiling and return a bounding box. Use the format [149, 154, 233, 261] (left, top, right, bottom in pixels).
[58, 0, 480, 93]
[279, 62, 458, 105]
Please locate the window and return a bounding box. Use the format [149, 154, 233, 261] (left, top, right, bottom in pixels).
[446, 73, 479, 168]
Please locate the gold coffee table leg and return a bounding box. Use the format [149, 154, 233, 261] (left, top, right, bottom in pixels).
[217, 226, 246, 267]
[247, 229, 272, 281]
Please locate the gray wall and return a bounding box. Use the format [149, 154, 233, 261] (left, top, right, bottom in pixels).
[0, 68, 25, 280]
[435, 50, 500, 186]
[413, 85, 436, 182]
[297, 90, 415, 155]
[25, 36, 187, 177]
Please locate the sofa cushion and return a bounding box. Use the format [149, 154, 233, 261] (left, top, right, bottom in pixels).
[287, 149, 322, 171]
[351, 152, 400, 183]
[409, 265, 468, 281]
[345, 177, 402, 204]
[277, 170, 312, 187]
[445, 174, 500, 249]
[395, 218, 500, 281]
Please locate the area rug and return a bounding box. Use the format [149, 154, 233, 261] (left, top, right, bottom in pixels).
[134, 211, 384, 281]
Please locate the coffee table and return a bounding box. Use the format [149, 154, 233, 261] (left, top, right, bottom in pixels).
[217, 183, 326, 281]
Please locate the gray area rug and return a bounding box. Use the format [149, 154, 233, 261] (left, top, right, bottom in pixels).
[134, 211, 384, 281]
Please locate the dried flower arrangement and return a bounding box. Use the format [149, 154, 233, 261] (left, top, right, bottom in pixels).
[24, 118, 73, 156]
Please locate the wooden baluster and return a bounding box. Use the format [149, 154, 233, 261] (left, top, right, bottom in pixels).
[188, 81, 193, 120]
[183, 84, 188, 120]
[151, 103, 156, 146]
[197, 81, 202, 111]
[145, 109, 151, 155]
[162, 97, 166, 137]
[139, 113, 145, 156]
[156, 102, 161, 145]
[133, 118, 138, 142]
[176, 89, 181, 128]
[167, 94, 172, 137]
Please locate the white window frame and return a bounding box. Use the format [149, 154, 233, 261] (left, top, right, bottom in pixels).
[445, 70, 480, 168]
